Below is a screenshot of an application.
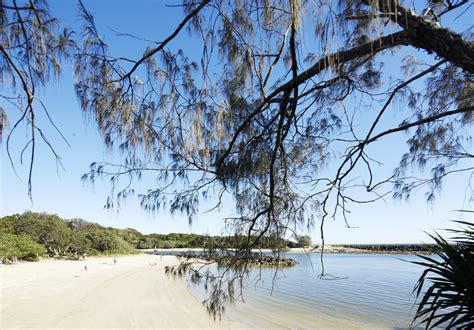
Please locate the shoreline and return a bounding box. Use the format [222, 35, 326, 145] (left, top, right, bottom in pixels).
[0, 252, 422, 329]
[141, 246, 432, 254]
[0, 254, 241, 328]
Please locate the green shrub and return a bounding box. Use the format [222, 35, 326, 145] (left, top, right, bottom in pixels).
[295, 235, 312, 248]
[0, 233, 47, 262]
[0, 215, 16, 235]
[5, 212, 72, 257]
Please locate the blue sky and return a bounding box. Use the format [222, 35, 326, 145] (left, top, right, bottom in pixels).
[1, 0, 472, 243]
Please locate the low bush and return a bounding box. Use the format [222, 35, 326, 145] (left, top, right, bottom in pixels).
[0, 233, 47, 263]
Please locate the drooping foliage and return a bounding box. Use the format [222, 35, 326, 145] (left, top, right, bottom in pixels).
[0, 0, 75, 197]
[1, 0, 473, 319]
[2, 0, 472, 257]
[74, 0, 473, 252]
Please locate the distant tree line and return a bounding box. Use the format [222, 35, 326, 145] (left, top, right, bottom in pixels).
[126, 230, 303, 250]
[0, 212, 304, 263]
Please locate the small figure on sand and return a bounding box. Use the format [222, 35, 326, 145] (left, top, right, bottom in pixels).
[113, 257, 117, 265]
[84, 265, 88, 271]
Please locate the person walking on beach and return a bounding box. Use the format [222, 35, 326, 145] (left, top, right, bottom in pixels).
[84, 265, 88, 271]
[113, 257, 117, 265]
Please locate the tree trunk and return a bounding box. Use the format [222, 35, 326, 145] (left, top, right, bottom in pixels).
[364, 0, 474, 73]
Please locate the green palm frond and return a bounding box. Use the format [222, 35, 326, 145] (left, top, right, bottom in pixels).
[412, 217, 474, 328]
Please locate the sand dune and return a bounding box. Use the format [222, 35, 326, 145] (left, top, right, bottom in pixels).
[0, 254, 241, 329]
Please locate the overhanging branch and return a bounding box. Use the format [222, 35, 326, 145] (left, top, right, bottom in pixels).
[216, 31, 412, 167]
[363, 0, 474, 73]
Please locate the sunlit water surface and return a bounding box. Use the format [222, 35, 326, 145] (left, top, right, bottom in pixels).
[187, 253, 426, 329]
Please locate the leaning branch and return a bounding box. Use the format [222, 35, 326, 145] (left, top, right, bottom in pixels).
[365, 106, 474, 144]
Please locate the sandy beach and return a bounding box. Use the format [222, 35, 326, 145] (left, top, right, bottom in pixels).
[0, 254, 241, 329]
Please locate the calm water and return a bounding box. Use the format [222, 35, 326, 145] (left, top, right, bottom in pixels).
[188, 253, 426, 329]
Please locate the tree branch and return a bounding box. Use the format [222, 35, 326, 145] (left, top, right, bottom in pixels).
[216, 31, 411, 166]
[363, 0, 474, 73]
[366, 106, 474, 144]
[117, 0, 210, 82]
